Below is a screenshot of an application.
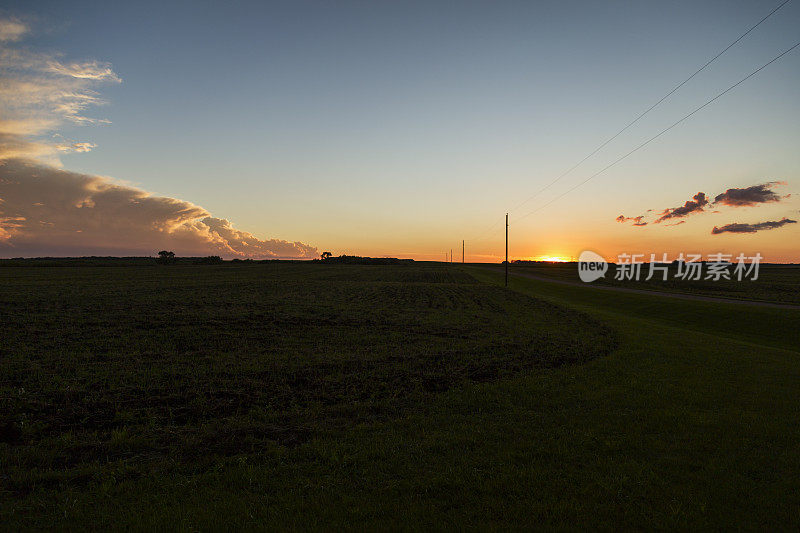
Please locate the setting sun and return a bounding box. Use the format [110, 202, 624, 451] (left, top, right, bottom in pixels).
[532, 255, 574, 263]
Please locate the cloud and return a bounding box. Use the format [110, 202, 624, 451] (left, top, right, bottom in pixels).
[616, 214, 647, 226]
[713, 181, 788, 207]
[0, 18, 318, 259]
[0, 22, 120, 165]
[655, 192, 708, 223]
[46, 60, 122, 83]
[0, 159, 318, 258]
[0, 132, 59, 161]
[0, 18, 27, 42]
[55, 140, 97, 153]
[629, 181, 793, 230]
[711, 217, 797, 235]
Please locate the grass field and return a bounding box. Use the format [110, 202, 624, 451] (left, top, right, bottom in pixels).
[508, 261, 800, 305]
[2, 261, 799, 529]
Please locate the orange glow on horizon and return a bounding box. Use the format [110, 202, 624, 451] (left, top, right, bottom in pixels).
[530, 255, 574, 263]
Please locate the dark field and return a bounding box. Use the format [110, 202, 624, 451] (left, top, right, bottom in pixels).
[508, 262, 800, 304]
[0, 262, 614, 521]
[2, 261, 800, 529]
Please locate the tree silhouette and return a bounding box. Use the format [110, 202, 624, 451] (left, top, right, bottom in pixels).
[320, 251, 332, 260]
[156, 250, 175, 264]
[196, 256, 223, 265]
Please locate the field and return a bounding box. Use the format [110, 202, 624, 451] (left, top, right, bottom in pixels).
[2, 261, 800, 529]
[508, 261, 800, 305]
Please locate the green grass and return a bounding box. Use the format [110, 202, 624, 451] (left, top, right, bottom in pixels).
[0, 262, 612, 527]
[488, 266, 800, 352]
[2, 262, 799, 529]
[508, 262, 800, 304]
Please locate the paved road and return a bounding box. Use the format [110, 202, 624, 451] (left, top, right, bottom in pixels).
[481, 267, 800, 310]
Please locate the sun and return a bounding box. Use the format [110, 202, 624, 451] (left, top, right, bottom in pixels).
[532, 255, 573, 263]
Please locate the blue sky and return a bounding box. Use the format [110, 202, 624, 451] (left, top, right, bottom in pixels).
[2, 0, 799, 260]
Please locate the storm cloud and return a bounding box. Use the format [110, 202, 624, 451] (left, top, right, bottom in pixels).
[0, 159, 318, 258]
[654, 192, 708, 223]
[0, 18, 318, 259]
[713, 181, 788, 207]
[711, 217, 797, 235]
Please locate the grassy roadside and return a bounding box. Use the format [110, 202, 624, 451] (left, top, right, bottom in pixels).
[505, 262, 800, 305]
[472, 266, 800, 352]
[3, 265, 800, 529]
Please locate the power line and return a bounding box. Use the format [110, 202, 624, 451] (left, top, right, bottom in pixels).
[512, 40, 800, 225]
[508, 0, 793, 214]
[467, 0, 793, 252]
[472, 215, 506, 243]
[467, 0, 790, 246]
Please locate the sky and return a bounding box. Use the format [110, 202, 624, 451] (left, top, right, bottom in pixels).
[1, 0, 799, 261]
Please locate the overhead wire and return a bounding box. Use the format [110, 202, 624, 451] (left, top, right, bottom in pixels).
[507, 0, 793, 214]
[512, 40, 800, 225]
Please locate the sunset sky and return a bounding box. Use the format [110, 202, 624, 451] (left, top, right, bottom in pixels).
[1, 0, 799, 261]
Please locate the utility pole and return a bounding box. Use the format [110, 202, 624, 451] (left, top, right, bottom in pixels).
[450, 249, 453, 264]
[505, 213, 508, 287]
[462, 240, 465, 263]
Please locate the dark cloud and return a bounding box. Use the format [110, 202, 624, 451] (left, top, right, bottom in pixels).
[616, 214, 647, 226]
[711, 217, 797, 235]
[0, 159, 318, 258]
[713, 181, 788, 207]
[655, 192, 708, 223]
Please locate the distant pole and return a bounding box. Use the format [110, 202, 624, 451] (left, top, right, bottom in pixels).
[462, 240, 465, 263]
[450, 249, 453, 264]
[505, 213, 508, 287]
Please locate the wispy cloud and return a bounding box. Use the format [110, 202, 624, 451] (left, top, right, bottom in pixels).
[654, 192, 708, 223]
[711, 217, 797, 235]
[56, 141, 97, 153]
[615, 214, 647, 226]
[713, 181, 788, 207]
[0, 18, 27, 42]
[0, 20, 120, 165]
[0, 132, 59, 161]
[45, 60, 121, 82]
